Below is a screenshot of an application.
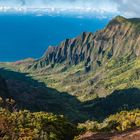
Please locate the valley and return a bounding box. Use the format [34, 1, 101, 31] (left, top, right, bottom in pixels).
[0, 16, 140, 139]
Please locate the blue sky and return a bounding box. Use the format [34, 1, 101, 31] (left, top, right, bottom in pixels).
[0, 0, 139, 18]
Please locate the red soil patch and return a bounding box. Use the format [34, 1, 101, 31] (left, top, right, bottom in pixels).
[78, 128, 140, 140]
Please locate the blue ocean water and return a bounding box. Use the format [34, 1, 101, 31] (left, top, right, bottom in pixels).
[0, 14, 109, 62]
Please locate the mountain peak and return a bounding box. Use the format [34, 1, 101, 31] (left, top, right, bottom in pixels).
[26, 16, 140, 71]
[113, 15, 127, 22]
[107, 16, 128, 27]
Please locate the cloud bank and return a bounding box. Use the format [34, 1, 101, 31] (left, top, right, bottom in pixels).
[0, 0, 139, 17]
[114, 0, 140, 17]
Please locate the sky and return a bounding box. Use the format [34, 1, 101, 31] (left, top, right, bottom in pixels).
[0, 0, 139, 18]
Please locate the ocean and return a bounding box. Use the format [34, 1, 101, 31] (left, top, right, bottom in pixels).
[0, 14, 109, 61]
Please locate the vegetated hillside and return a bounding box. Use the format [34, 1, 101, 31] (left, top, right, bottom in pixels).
[1, 95, 140, 140]
[77, 110, 140, 140]
[1, 16, 140, 122]
[0, 68, 89, 122]
[1, 16, 140, 139]
[28, 16, 140, 71]
[1, 66, 140, 122]
[0, 95, 77, 140]
[15, 16, 140, 101]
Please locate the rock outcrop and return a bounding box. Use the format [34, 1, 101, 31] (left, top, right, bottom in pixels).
[27, 16, 140, 71]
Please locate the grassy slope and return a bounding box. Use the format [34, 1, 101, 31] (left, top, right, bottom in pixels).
[22, 57, 140, 100]
[1, 53, 140, 102]
[0, 60, 139, 123]
[0, 17, 140, 122]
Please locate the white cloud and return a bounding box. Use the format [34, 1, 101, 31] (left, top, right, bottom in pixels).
[113, 0, 140, 17]
[0, 0, 139, 18]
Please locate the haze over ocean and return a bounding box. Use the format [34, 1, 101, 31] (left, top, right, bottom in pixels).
[0, 14, 109, 62]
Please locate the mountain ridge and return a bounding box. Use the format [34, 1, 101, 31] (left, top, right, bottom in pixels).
[1, 15, 140, 113]
[1, 16, 140, 140]
[7, 15, 140, 102]
[24, 16, 140, 72]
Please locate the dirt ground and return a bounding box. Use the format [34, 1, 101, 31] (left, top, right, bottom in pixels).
[78, 128, 140, 140]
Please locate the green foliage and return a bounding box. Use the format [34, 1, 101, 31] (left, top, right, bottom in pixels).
[103, 110, 140, 131]
[78, 109, 140, 134]
[0, 98, 77, 140]
[77, 121, 99, 133]
[2, 60, 140, 123]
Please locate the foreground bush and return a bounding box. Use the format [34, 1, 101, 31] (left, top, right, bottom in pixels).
[0, 97, 77, 140]
[78, 109, 140, 133]
[1, 96, 140, 140]
[0, 109, 77, 140]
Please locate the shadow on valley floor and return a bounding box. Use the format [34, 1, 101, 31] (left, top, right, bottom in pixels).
[0, 68, 85, 122]
[1, 68, 140, 123]
[82, 88, 140, 121]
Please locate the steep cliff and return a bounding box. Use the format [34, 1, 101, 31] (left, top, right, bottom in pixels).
[1, 16, 140, 120]
[28, 16, 140, 71]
